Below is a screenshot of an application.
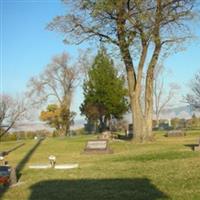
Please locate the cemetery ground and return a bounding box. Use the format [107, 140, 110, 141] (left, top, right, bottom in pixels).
[1, 131, 200, 199]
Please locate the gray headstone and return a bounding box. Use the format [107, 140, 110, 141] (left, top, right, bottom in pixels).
[83, 140, 113, 154]
[166, 130, 185, 137]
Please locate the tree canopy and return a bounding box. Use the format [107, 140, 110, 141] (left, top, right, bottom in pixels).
[48, 0, 198, 141]
[40, 104, 76, 134]
[27, 52, 79, 135]
[80, 48, 128, 131]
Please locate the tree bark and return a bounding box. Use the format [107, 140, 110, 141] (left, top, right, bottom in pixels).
[118, 40, 145, 140]
[144, 0, 162, 140]
[116, 5, 146, 141]
[145, 44, 161, 139]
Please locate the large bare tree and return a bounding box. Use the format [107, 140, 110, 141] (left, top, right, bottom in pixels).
[48, 0, 197, 141]
[27, 52, 80, 135]
[0, 94, 27, 138]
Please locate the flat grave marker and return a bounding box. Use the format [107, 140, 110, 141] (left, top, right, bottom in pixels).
[83, 139, 113, 154]
[29, 155, 78, 170]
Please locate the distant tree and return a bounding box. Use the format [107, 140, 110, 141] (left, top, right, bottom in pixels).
[40, 104, 76, 134]
[48, 0, 197, 141]
[0, 94, 27, 138]
[171, 118, 181, 129]
[186, 114, 200, 129]
[27, 52, 79, 135]
[179, 118, 187, 129]
[186, 71, 200, 110]
[154, 64, 180, 126]
[80, 48, 129, 132]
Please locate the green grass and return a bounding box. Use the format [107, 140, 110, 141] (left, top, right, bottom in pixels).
[1, 131, 200, 199]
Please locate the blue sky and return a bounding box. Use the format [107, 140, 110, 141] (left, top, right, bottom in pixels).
[1, 0, 87, 120]
[1, 0, 200, 120]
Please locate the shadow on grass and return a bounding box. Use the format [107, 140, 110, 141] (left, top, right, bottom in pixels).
[0, 139, 44, 199]
[29, 178, 169, 200]
[16, 138, 44, 180]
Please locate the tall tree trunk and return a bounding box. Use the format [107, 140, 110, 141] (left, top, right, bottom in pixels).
[131, 94, 146, 141]
[65, 118, 70, 136]
[145, 0, 162, 139]
[145, 68, 154, 140]
[61, 94, 72, 136]
[145, 44, 161, 139]
[120, 44, 145, 141]
[116, 5, 145, 141]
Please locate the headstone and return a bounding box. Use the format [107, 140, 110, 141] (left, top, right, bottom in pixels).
[194, 146, 200, 151]
[194, 138, 200, 151]
[117, 127, 133, 140]
[83, 139, 113, 154]
[165, 130, 185, 137]
[128, 124, 133, 135]
[99, 131, 112, 140]
[9, 167, 17, 185]
[0, 166, 17, 186]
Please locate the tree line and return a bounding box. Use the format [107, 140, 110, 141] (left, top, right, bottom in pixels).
[1, 48, 200, 138]
[48, 0, 198, 141]
[1, 0, 199, 142]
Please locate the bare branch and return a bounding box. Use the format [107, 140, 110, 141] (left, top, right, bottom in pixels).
[186, 71, 200, 110]
[0, 94, 28, 138]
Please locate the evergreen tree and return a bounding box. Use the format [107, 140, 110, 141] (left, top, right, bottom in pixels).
[80, 48, 128, 132]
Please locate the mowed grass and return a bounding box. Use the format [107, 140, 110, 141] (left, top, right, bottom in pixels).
[1, 131, 200, 200]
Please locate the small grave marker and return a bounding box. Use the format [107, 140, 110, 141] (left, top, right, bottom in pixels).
[83, 139, 113, 154]
[194, 138, 200, 151]
[99, 131, 112, 140]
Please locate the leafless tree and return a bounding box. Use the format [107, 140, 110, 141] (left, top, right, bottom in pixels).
[154, 65, 180, 126]
[48, 0, 198, 141]
[27, 52, 80, 135]
[186, 70, 200, 110]
[0, 94, 27, 138]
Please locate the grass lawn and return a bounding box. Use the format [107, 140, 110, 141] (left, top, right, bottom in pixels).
[1, 131, 200, 200]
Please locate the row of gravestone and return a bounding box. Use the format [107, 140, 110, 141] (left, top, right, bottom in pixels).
[84, 129, 187, 154]
[98, 129, 187, 139]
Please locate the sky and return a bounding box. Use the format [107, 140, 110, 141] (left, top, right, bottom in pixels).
[1, 0, 200, 121]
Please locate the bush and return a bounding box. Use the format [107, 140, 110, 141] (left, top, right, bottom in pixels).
[52, 130, 60, 137]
